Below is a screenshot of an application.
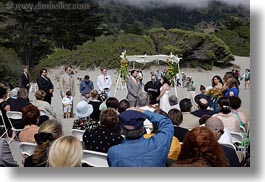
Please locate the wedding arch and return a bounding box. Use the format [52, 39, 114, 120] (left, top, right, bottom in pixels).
[113, 50, 182, 97]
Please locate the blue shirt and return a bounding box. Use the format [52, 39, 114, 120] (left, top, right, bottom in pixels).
[107, 110, 174, 167]
[225, 87, 239, 97]
[79, 80, 94, 96]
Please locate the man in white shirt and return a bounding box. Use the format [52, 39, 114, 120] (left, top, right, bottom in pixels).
[97, 68, 112, 97]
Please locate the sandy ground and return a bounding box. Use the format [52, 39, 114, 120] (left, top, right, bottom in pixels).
[9, 56, 250, 167]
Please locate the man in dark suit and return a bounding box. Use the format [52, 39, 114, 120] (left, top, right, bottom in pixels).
[144, 75, 162, 105]
[126, 70, 142, 107]
[205, 117, 241, 167]
[20, 68, 30, 91]
[37, 68, 54, 104]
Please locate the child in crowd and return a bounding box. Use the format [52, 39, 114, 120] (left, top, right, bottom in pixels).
[62, 90, 73, 118]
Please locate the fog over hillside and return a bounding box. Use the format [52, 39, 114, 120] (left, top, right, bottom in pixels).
[98, 0, 249, 9]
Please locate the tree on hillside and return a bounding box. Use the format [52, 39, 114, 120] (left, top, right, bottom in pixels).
[0, 0, 104, 68]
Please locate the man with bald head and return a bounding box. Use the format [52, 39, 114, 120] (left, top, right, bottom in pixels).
[205, 117, 241, 167]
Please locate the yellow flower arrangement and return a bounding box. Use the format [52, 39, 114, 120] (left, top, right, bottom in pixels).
[164, 58, 178, 82]
[118, 54, 129, 81]
[205, 88, 222, 99]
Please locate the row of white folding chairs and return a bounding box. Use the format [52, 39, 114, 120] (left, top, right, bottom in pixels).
[70, 128, 108, 167]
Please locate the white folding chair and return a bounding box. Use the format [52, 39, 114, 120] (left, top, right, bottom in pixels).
[39, 108, 48, 116]
[230, 131, 247, 158]
[6, 111, 23, 143]
[19, 142, 37, 159]
[82, 150, 108, 167]
[0, 110, 8, 138]
[71, 129, 85, 142]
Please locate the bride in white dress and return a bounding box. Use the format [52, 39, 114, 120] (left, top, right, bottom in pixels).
[156, 77, 171, 113]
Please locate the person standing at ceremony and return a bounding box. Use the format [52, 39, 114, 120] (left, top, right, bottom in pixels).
[20, 67, 30, 91]
[79, 75, 94, 102]
[126, 69, 142, 107]
[156, 76, 171, 112]
[97, 68, 112, 97]
[37, 68, 54, 104]
[144, 75, 162, 105]
[59, 66, 75, 116]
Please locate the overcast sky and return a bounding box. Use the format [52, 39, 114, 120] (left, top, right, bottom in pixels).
[99, 0, 249, 9]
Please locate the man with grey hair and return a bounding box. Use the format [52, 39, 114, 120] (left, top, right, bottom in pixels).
[137, 93, 155, 133]
[205, 117, 240, 167]
[168, 95, 180, 111]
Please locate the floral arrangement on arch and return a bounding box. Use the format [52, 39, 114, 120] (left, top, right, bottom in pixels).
[118, 52, 129, 81]
[164, 58, 178, 83]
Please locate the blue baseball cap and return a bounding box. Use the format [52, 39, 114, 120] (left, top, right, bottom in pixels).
[119, 110, 146, 130]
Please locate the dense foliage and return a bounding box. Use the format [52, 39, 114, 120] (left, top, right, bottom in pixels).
[0, 47, 22, 87]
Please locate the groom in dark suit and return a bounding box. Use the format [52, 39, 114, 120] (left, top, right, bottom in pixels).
[20, 68, 30, 91]
[37, 68, 54, 104]
[126, 69, 142, 107]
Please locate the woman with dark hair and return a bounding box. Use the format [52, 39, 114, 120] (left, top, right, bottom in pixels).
[156, 76, 171, 112]
[168, 108, 189, 142]
[209, 75, 224, 112]
[118, 99, 130, 113]
[83, 109, 123, 153]
[212, 75, 224, 89]
[169, 127, 229, 167]
[0, 86, 11, 132]
[19, 104, 40, 143]
[229, 96, 249, 130]
[212, 97, 240, 132]
[24, 119, 63, 167]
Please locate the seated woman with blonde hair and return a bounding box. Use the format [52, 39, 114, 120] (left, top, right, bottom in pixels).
[168, 126, 229, 167]
[48, 136, 83, 167]
[24, 119, 63, 167]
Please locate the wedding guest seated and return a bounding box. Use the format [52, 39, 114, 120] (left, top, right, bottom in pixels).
[144, 108, 181, 161]
[107, 108, 173, 167]
[31, 90, 56, 119]
[8, 88, 30, 129]
[88, 90, 102, 121]
[168, 127, 229, 167]
[72, 101, 98, 131]
[7, 87, 20, 101]
[0, 86, 11, 133]
[179, 98, 200, 130]
[168, 108, 189, 142]
[48, 136, 83, 167]
[0, 138, 18, 167]
[191, 94, 217, 117]
[24, 119, 63, 167]
[205, 117, 240, 167]
[106, 97, 119, 112]
[168, 95, 180, 111]
[136, 93, 155, 133]
[83, 109, 123, 153]
[229, 96, 249, 130]
[212, 97, 240, 133]
[118, 99, 130, 113]
[8, 88, 30, 112]
[19, 104, 40, 143]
